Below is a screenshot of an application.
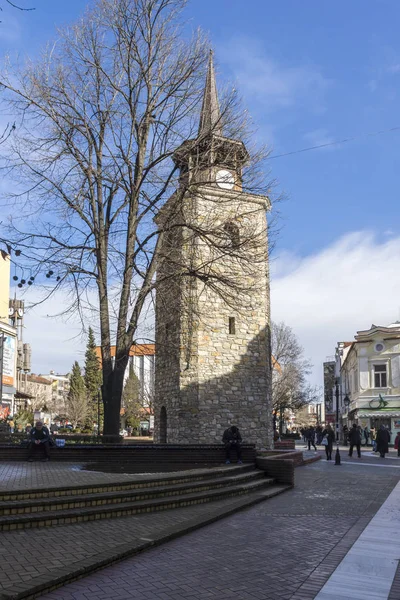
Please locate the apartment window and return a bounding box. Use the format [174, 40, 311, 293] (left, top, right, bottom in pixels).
[229, 317, 236, 335]
[374, 364, 387, 388]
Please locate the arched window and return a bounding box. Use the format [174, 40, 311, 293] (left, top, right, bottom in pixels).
[224, 221, 240, 248]
[159, 406, 167, 443]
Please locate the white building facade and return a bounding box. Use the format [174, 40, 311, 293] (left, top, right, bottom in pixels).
[336, 323, 400, 444]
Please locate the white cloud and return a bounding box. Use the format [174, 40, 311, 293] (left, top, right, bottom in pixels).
[218, 38, 331, 113]
[22, 289, 89, 375]
[19, 230, 400, 393]
[271, 231, 400, 389]
[21, 285, 156, 375]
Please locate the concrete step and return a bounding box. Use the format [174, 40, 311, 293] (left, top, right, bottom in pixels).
[0, 463, 255, 502]
[0, 470, 268, 515]
[0, 482, 292, 600]
[0, 477, 279, 531]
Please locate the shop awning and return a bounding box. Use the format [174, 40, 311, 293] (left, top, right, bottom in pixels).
[357, 409, 400, 418]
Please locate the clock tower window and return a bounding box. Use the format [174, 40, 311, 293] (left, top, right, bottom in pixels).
[224, 221, 240, 248]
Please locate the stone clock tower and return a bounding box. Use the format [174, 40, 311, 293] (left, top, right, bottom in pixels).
[154, 52, 272, 449]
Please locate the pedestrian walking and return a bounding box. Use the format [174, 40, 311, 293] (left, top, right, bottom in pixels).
[348, 424, 362, 458]
[306, 427, 317, 452]
[321, 424, 335, 460]
[394, 431, 400, 457]
[376, 425, 390, 458]
[370, 428, 377, 452]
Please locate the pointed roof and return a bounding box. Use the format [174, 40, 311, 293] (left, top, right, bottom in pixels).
[198, 50, 223, 137]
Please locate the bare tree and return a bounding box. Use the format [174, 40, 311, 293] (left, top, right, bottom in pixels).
[271, 321, 319, 433]
[2, 1, 34, 10]
[0, 0, 273, 436]
[0, 1, 35, 24]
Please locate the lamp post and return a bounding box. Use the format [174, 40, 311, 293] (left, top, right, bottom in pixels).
[334, 386, 351, 466]
[335, 382, 340, 443]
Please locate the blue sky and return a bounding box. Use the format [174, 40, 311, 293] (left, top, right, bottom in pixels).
[3, 0, 399, 255]
[2, 0, 400, 385]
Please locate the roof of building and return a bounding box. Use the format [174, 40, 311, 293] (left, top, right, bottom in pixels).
[26, 374, 53, 385]
[95, 343, 155, 360]
[355, 322, 400, 340]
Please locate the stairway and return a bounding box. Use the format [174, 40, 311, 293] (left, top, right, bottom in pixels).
[0, 464, 290, 531]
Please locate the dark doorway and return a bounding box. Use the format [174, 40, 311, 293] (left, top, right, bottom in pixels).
[160, 406, 167, 443]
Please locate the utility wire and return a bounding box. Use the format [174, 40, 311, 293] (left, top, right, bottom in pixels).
[268, 125, 400, 160]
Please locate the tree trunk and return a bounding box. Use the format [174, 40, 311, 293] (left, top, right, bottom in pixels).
[103, 352, 130, 438]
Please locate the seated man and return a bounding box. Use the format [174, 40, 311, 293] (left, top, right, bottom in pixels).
[222, 425, 243, 464]
[27, 421, 51, 462]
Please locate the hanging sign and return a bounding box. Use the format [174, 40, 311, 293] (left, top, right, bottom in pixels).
[2, 334, 16, 387]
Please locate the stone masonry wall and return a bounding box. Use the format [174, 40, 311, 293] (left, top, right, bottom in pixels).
[154, 186, 273, 449]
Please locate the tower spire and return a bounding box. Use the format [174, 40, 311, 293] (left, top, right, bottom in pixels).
[198, 50, 223, 137]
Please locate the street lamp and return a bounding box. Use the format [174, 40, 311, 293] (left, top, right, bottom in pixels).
[334, 387, 351, 466]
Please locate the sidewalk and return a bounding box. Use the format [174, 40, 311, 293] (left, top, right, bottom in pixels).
[33, 457, 399, 600]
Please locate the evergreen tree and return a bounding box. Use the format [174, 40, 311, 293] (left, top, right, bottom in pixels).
[122, 364, 142, 429]
[84, 327, 102, 428]
[67, 361, 88, 428]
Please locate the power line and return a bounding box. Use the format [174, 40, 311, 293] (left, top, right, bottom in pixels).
[267, 125, 400, 160]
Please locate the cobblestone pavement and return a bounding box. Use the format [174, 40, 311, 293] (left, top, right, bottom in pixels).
[0, 461, 223, 492]
[37, 458, 400, 600]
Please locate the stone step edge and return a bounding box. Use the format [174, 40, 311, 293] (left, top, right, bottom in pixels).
[0, 471, 269, 514]
[0, 464, 255, 502]
[0, 478, 275, 529]
[0, 484, 292, 600]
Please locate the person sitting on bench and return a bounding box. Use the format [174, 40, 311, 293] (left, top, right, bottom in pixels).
[27, 421, 51, 462]
[222, 425, 243, 464]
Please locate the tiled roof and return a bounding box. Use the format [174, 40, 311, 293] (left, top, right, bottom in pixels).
[95, 343, 155, 359]
[26, 375, 53, 385]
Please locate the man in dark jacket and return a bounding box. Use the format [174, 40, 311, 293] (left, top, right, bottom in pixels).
[376, 425, 390, 458]
[348, 423, 361, 458]
[222, 426, 242, 464]
[322, 424, 335, 460]
[27, 421, 51, 462]
[306, 427, 317, 451]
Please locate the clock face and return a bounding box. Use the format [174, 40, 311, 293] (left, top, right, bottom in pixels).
[216, 169, 234, 190]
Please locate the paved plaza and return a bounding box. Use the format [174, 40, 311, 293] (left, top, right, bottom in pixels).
[0, 447, 398, 600]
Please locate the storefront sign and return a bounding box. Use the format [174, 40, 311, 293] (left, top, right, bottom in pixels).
[2, 335, 16, 387]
